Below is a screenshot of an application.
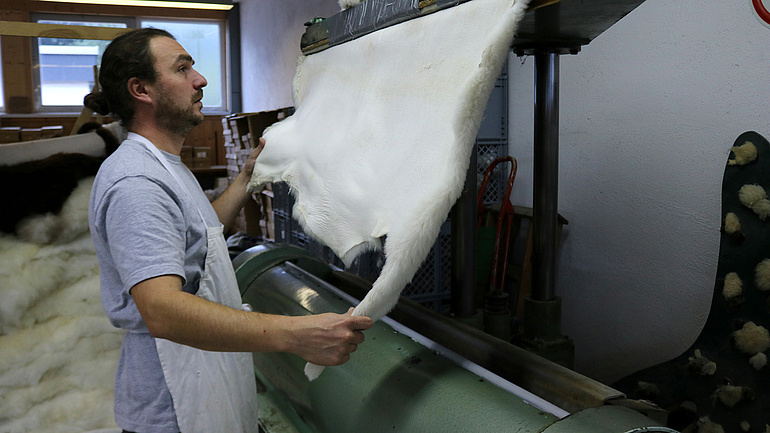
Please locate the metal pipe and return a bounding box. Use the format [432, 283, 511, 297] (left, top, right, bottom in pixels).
[532, 49, 560, 302]
[450, 144, 478, 317]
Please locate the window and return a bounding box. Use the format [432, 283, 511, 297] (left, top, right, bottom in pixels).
[34, 18, 129, 109]
[31, 14, 228, 113]
[141, 19, 227, 111]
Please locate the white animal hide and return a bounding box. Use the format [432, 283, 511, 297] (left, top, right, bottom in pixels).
[338, 0, 362, 10]
[0, 176, 123, 433]
[247, 0, 530, 379]
[16, 176, 94, 245]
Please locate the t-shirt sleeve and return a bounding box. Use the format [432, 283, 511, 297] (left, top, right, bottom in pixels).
[99, 175, 188, 293]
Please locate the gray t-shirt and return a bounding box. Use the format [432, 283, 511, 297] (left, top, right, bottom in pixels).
[89, 136, 220, 433]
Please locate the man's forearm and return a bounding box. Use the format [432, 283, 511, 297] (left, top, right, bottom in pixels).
[133, 275, 293, 352]
[131, 275, 373, 366]
[211, 171, 252, 232]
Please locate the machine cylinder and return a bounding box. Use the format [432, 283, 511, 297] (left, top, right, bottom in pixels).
[234, 244, 678, 433]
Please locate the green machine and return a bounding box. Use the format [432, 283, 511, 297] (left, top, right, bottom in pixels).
[234, 244, 677, 433]
[238, 0, 669, 430]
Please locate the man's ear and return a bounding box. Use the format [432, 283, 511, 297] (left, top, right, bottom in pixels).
[127, 77, 153, 104]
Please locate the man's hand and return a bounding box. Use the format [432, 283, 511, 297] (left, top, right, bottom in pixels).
[290, 308, 374, 366]
[211, 136, 265, 230]
[241, 137, 265, 179]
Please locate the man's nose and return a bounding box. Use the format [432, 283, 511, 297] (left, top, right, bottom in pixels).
[193, 68, 208, 89]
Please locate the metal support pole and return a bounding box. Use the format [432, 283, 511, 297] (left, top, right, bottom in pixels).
[510, 45, 575, 367]
[451, 145, 478, 318]
[531, 50, 560, 302]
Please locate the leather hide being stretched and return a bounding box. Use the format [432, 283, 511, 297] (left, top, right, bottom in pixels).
[248, 0, 530, 379]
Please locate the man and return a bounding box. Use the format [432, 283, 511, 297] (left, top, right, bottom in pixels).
[87, 28, 372, 433]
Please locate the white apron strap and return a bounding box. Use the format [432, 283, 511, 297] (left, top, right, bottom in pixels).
[129, 133, 207, 224]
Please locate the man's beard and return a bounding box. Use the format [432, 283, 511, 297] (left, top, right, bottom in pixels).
[156, 90, 204, 137]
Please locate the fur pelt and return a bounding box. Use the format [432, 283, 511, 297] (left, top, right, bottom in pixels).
[0, 123, 118, 234]
[0, 175, 123, 433]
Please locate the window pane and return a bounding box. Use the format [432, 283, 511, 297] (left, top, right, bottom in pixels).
[36, 20, 127, 107]
[141, 20, 224, 110]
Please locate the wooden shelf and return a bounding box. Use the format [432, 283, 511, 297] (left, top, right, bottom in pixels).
[191, 165, 227, 176]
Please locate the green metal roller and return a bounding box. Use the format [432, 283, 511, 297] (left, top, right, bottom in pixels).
[235, 244, 678, 433]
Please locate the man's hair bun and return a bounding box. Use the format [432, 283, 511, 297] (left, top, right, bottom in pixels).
[83, 91, 112, 116]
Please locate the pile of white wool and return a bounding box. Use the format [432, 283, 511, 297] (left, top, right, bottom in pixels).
[0, 177, 124, 433]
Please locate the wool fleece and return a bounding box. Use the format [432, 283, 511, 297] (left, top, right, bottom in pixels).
[248, 0, 530, 379]
[0, 177, 124, 433]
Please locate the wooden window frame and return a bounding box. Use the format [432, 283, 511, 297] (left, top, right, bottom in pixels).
[0, 0, 228, 114]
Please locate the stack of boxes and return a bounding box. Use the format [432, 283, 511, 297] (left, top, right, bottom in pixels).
[192, 147, 210, 169]
[0, 127, 20, 144]
[222, 115, 254, 184]
[180, 145, 211, 169]
[180, 146, 193, 167]
[0, 125, 64, 144]
[220, 108, 292, 241]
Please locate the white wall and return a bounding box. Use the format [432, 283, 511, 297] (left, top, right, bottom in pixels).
[509, 0, 770, 383]
[238, 0, 339, 112]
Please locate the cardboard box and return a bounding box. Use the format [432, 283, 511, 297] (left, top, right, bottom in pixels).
[20, 128, 42, 142]
[192, 146, 210, 169]
[261, 191, 273, 214]
[181, 146, 193, 167]
[243, 198, 264, 239]
[259, 219, 274, 241]
[40, 125, 64, 139]
[246, 110, 281, 140]
[0, 127, 21, 144]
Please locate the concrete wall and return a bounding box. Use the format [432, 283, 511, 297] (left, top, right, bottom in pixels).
[509, 0, 770, 383]
[238, 0, 339, 113]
